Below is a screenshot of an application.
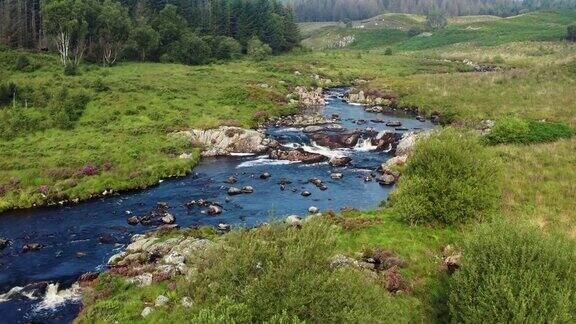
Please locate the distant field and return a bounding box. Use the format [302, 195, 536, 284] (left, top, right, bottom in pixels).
[302, 10, 576, 51]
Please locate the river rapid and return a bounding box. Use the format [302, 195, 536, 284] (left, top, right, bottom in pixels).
[0, 88, 434, 323]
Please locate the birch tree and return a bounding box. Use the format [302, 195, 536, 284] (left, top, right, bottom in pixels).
[43, 0, 88, 68]
[98, 0, 131, 66]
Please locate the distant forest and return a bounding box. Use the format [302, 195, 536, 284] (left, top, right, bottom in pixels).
[0, 0, 300, 65]
[282, 0, 576, 22]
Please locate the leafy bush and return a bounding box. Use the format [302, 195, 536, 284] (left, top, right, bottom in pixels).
[426, 11, 447, 31]
[211, 36, 242, 60]
[483, 116, 574, 145]
[449, 221, 576, 322]
[391, 128, 502, 226]
[164, 32, 211, 65]
[407, 27, 423, 37]
[568, 24, 576, 42]
[0, 82, 17, 106]
[247, 37, 272, 61]
[384, 47, 393, 55]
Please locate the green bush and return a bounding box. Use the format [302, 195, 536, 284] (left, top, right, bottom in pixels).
[391, 128, 502, 226]
[15, 54, 30, 71]
[483, 116, 574, 145]
[247, 37, 272, 62]
[0, 82, 17, 106]
[164, 32, 211, 65]
[211, 36, 242, 60]
[384, 47, 393, 55]
[449, 221, 576, 322]
[407, 27, 423, 37]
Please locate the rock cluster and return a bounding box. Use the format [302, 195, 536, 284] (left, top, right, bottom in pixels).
[269, 114, 336, 127]
[107, 234, 214, 283]
[269, 148, 327, 164]
[175, 126, 278, 157]
[293, 86, 326, 107]
[346, 90, 392, 106]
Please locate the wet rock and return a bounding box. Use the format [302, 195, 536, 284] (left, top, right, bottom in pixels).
[99, 234, 117, 245]
[196, 199, 210, 207]
[207, 205, 222, 215]
[318, 184, 328, 191]
[301, 190, 311, 197]
[181, 297, 194, 308]
[372, 131, 397, 151]
[161, 213, 175, 224]
[127, 216, 140, 225]
[280, 184, 286, 191]
[396, 131, 430, 156]
[260, 172, 271, 179]
[286, 215, 302, 227]
[308, 206, 319, 214]
[156, 202, 170, 209]
[76, 252, 87, 258]
[225, 176, 237, 184]
[227, 187, 242, 195]
[0, 238, 9, 250]
[293, 86, 326, 107]
[308, 177, 323, 187]
[270, 114, 336, 127]
[241, 186, 253, 194]
[22, 243, 42, 252]
[376, 174, 395, 185]
[330, 172, 343, 179]
[310, 132, 360, 149]
[329, 156, 351, 167]
[386, 121, 402, 127]
[218, 223, 231, 232]
[363, 176, 373, 182]
[155, 295, 170, 307]
[416, 116, 426, 122]
[269, 148, 327, 164]
[79, 272, 99, 283]
[141, 306, 154, 318]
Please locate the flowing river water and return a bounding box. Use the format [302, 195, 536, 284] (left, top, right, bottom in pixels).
[0, 88, 434, 323]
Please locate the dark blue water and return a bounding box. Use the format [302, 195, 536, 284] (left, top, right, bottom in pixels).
[0, 88, 433, 323]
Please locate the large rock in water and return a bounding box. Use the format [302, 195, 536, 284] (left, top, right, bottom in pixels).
[269, 149, 328, 164]
[175, 127, 275, 157]
[310, 132, 360, 149]
[371, 131, 398, 151]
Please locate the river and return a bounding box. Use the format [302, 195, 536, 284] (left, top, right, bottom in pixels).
[0, 88, 434, 323]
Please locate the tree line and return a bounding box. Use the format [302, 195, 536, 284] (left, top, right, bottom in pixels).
[0, 0, 300, 68]
[280, 0, 576, 22]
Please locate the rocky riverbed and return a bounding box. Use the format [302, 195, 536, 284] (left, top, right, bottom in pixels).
[0, 87, 434, 323]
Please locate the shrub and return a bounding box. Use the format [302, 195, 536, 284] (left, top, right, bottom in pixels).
[212, 36, 242, 60]
[407, 27, 423, 37]
[449, 221, 576, 322]
[15, 54, 30, 71]
[64, 64, 78, 76]
[247, 37, 272, 62]
[165, 32, 211, 65]
[0, 82, 17, 106]
[391, 128, 502, 226]
[483, 116, 574, 145]
[567, 24, 576, 42]
[384, 47, 393, 55]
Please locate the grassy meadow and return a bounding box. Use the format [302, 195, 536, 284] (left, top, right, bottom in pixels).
[1, 9, 575, 323]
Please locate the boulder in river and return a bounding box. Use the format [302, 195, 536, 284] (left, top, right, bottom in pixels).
[225, 176, 237, 184]
[207, 205, 222, 215]
[218, 223, 231, 232]
[227, 187, 242, 195]
[310, 132, 360, 149]
[386, 121, 402, 127]
[161, 213, 175, 224]
[329, 156, 351, 167]
[22, 243, 42, 252]
[0, 238, 9, 250]
[330, 172, 343, 179]
[286, 215, 303, 227]
[377, 174, 395, 185]
[301, 190, 311, 197]
[175, 126, 271, 157]
[308, 206, 319, 214]
[241, 186, 254, 194]
[269, 148, 327, 164]
[260, 172, 272, 179]
[127, 216, 140, 225]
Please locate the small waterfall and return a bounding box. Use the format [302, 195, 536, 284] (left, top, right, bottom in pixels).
[301, 142, 346, 159]
[354, 138, 377, 151]
[34, 283, 81, 311]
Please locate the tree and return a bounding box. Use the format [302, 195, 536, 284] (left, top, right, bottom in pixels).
[43, 0, 89, 68]
[247, 37, 272, 61]
[568, 24, 576, 42]
[98, 0, 131, 66]
[128, 23, 159, 61]
[154, 4, 187, 47]
[212, 36, 242, 60]
[426, 10, 448, 31]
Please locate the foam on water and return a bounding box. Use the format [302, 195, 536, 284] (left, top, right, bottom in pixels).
[236, 156, 300, 168]
[33, 283, 81, 312]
